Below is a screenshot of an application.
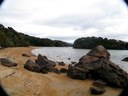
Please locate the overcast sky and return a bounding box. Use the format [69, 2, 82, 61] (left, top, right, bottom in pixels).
[0, 0, 128, 43]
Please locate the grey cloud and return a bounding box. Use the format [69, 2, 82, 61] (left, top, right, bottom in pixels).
[36, 11, 121, 32]
[35, 0, 126, 32]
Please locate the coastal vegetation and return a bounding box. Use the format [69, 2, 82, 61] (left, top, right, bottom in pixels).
[73, 37, 128, 50]
[1, 23, 128, 50]
[0, 24, 71, 47]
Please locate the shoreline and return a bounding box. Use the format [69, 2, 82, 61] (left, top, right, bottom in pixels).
[0, 46, 123, 96]
[31, 47, 128, 74]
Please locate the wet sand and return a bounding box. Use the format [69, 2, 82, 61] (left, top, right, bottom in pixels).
[0, 47, 123, 96]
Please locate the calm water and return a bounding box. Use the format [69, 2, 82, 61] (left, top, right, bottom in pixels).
[32, 47, 128, 73]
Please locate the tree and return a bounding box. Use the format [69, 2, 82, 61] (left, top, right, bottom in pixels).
[0, 31, 7, 47]
[0, 23, 70, 47]
[73, 37, 128, 50]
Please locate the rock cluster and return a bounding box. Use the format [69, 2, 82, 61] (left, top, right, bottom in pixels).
[24, 54, 58, 74]
[24, 54, 69, 75]
[67, 45, 128, 94]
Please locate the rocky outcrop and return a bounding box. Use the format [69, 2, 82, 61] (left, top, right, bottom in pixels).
[35, 54, 56, 72]
[0, 58, 17, 67]
[87, 45, 110, 59]
[24, 54, 58, 74]
[67, 64, 89, 80]
[68, 45, 128, 88]
[24, 60, 40, 72]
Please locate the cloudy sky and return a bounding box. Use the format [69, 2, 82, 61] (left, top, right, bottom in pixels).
[0, 0, 128, 43]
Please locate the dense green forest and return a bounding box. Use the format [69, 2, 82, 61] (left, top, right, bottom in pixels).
[73, 37, 128, 50]
[0, 24, 71, 47]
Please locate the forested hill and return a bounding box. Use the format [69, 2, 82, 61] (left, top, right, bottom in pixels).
[0, 24, 71, 47]
[73, 37, 128, 50]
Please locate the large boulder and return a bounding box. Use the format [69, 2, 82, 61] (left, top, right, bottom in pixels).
[35, 54, 56, 72]
[75, 45, 110, 69]
[99, 59, 127, 88]
[0, 58, 17, 67]
[77, 59, 128, 88]
[67, 64, 89, 80]
[68, 45, 128, 88]
[87, 45, 110, 59]
[24, 60, 41, 72]
[75, 55, 99, 69]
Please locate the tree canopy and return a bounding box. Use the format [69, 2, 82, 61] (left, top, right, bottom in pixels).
[73, 37, 128, 50]
[0, 24, 71, 47]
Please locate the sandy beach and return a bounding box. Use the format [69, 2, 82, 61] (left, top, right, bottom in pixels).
[0, 47, 123, 96]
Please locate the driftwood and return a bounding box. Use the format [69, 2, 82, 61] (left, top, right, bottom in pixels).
[5, 72, 15, 78]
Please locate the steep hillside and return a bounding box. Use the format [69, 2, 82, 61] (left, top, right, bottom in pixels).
[0, 24, 70, 47]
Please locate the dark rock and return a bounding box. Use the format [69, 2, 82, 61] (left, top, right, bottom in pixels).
[60, 68, 68, 73]
[87, 45, 110, 59]
[40, 64, 54, 72]
[93, 79, 107, 88]
[89, 58, 128, 87]
[67, 64, 89, 80]
[90, 87, 106, 95]
[58, 61, 65, 66]
[24, 60, 40, 72]
[101, 59, 127, 88]
[36, 54, 56, 72]
[75, 55, 99, 69]
[22, 54, 30, 57]
[0, 58, 17, 67]
[122, 57, 128, 62]
[40, 67, 48, 74]
[71, 61, 77, 65]
[53, 68, 61, 74]
[68, 58, 71, 60]
[36, 54, 56, 67]
[74, 45, 128, 88]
